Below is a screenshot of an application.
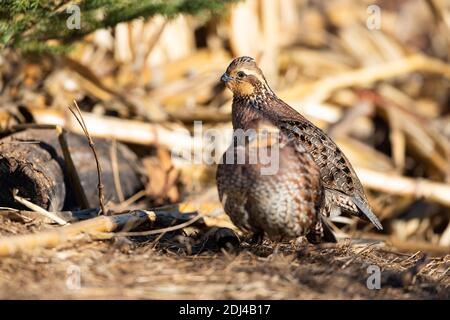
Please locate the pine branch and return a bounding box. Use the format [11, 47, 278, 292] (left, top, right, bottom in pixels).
[1, 0, 239, 53]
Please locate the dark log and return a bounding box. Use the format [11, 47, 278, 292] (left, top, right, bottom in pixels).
[213, 227, 240, 250]
[0, 128, 145, 211]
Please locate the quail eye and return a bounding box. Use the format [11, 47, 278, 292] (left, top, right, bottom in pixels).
[237, 71, 246, 78]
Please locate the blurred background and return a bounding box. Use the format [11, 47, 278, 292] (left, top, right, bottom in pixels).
[1, 0, 450, 252]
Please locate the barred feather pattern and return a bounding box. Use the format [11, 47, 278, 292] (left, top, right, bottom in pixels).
[216, 131, 323, 239]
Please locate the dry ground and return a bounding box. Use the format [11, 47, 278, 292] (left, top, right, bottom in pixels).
[0, 216, 448, 300]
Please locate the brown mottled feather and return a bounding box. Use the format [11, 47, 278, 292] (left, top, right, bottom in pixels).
[216, 121, 323, 239]
[218, 56, 382, 234]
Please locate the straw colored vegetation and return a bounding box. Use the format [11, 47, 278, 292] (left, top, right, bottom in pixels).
[0, 0, 449, 299]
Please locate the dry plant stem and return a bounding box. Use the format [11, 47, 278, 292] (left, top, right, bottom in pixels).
[374, 89, 450, 177]
[385, 107, 406, 172]
[133, 20, 168, 71]
[0, 210, 155, 256]
[56, 126, 90, 209]
[425, 0, 450, 35]
[13, 192, 68, 226]
[284, 54, 450, 103]
[69, 101, 107, 215]
[110, 139, 125, 203]
[29, 108, 196, 153]
[259, 0, 279, 84]
[356, 168, 450, 207]
[341, 243, 377, 269]
[11, 123, 61, 130]
[357, 233, 450, 255]
[0, 208, 79, 223]
[1, 206, 198, 227]
[111, 214, 203, 237]
[114, 190, 147, 212]
[0, 208, 200, 256]
[439, 222, 450, 246]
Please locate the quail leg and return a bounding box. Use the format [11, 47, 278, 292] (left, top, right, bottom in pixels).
[250, 231, 264, 245]
[306, 217, 337, 244]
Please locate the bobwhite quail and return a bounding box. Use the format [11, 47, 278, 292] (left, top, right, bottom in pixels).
[217, 56, 382, 242]
[216, 119, 329, 241]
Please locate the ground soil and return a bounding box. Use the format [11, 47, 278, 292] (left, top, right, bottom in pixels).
[0, 215, 448, 300]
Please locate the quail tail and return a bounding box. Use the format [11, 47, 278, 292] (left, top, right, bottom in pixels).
[352, 196, 383, 230]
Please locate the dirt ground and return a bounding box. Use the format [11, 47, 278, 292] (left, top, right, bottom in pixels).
[0, 215, 448, 300]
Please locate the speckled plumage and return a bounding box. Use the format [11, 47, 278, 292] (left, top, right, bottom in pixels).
[217, 121, 323, 240]
[217, 56, 382, 242]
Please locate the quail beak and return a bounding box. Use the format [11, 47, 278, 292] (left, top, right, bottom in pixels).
[221, 73, 233, 83]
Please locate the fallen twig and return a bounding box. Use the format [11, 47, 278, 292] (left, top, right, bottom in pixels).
[0, 210, 152, 256]
[111, 214, 203, 237]
[356, 167, 450, 207]
[68, 101, 107, 215]
[28, 107, 196, 154]
[110, 139, 125, 203]
[56, 125, 90, 209]
[355, 232, 450, 255]
[0, 206, 203, 256]
[113, 188, 147, 213]
[13, 191, 68, 226]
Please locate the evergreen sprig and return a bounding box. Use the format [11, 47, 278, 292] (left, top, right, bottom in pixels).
[0, 0, 238, 53]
